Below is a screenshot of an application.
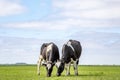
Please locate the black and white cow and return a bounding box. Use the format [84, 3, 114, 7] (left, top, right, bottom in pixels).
[56, 40, 82, 76]
[37, 42, 59, 77]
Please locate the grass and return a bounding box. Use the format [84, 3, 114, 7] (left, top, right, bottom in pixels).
[0, 65, 120, 80]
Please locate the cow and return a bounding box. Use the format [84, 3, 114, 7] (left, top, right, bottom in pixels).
[37, 42, 60, 77]
[56, 40, 82, 76]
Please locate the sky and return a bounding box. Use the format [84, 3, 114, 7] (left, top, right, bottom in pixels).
[0, 0, 120, 65]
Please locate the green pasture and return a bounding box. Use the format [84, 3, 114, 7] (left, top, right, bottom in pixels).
[0, 65, 120, 80]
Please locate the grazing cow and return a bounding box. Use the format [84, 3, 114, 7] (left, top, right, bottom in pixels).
[37, 42, 59, 77]
[56, 40, 82, 76]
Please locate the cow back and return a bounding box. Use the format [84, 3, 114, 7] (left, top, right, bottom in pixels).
[69, 40, 82, 59]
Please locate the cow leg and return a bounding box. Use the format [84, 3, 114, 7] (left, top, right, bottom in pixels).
[73, 60, 78, 76]
[37, 55, 43, 75]
[65, 62, 71, 76]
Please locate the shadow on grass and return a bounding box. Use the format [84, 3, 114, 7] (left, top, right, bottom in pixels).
[57, 72, 104, 77]
[79, 73, 104, 77]
[37, 72, 104, 78]
[37, 73, 104, 79]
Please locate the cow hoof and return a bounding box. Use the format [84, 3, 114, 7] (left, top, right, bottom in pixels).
[57, 73, 61, 76]
[47, 76, 50, 77]
[47, 75, 50, 77]
[66, 73, 70, 76]
[75, 73, 78, 76]
[37, 72, 40, 75]
[47, 74, 51, 77]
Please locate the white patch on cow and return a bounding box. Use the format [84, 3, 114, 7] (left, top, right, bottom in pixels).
[55, 61, 61, 68]
[46, 44, 53, 53]
[39, 55, 43, 59]
[37, 55, 43, 75]
[67, 41, 75, 52]
[65, 62, 71, 75]
[47, 63, 52, 69]
[41, 59, 46, 65]
[73, 60, 78, 75]
[38, 55, 46, 65]
[70, 58, 74, 64]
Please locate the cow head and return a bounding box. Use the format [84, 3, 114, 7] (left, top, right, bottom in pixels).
[55, 60, 65, 76]
[43, 61, 54, 77]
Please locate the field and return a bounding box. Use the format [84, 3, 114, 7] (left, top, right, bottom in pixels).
[0, 65, 120, 80]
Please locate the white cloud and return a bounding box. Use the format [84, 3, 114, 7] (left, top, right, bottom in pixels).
[1, 18, 119, 30]
[80, 6, 120, 19]
[0, 0, 120, 30]
[0, 0, 26, 16]
[59, 7, 120, 19]
[53, 0, 104, 10]
[0, 36, 40, 64]
[1, 20, 70, 30]
[53, 0, 120, 19]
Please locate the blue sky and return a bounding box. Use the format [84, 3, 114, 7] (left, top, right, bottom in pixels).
[0, 0, 120, 65]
